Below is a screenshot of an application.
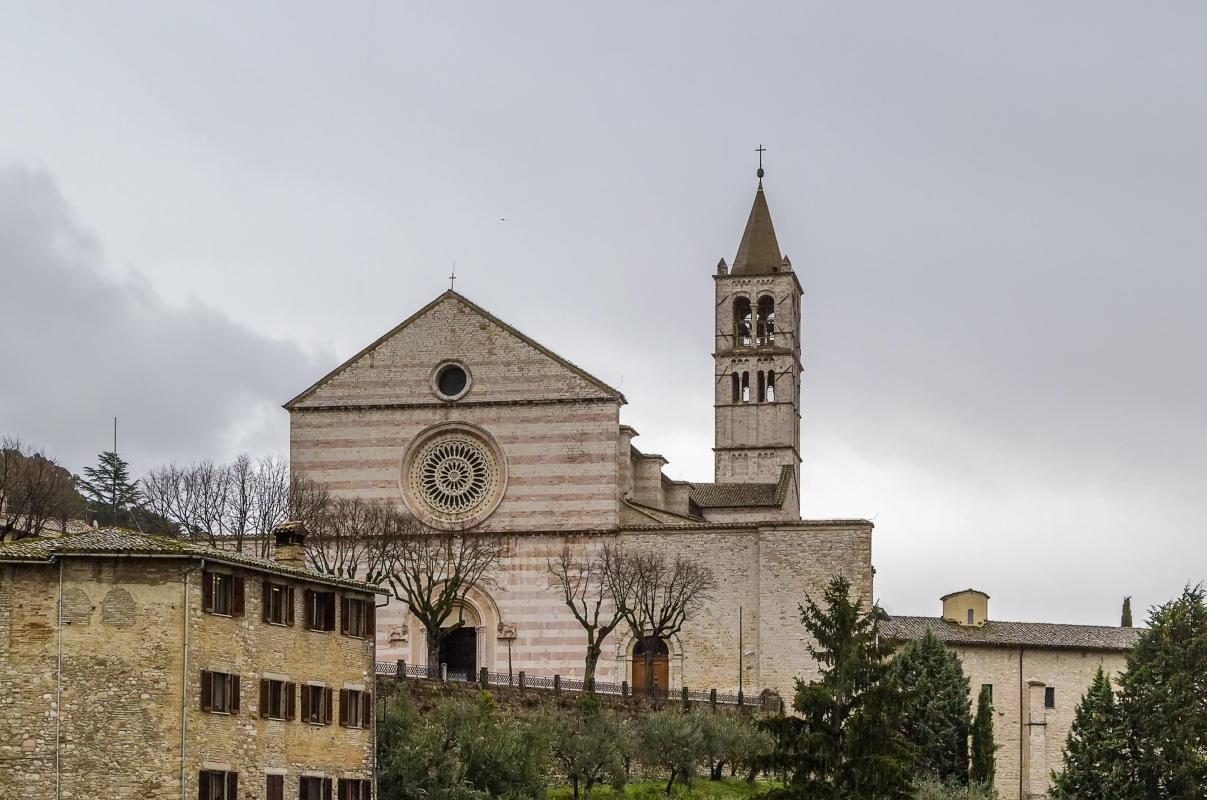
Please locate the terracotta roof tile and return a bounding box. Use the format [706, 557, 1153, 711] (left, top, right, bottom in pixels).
[881, 615, 1140, 652]
[690, 465, 794, 508]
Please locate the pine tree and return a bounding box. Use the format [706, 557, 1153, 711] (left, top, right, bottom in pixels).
[887, 630, 972, 784]
[1050, 666, 1124, 799]
[1121, 596, 1133, 628]
[79, 451, 141, 528]
[969, 685, 996, 788]
[1115, 585, 1207, 798]
[770, 575, 913, 800]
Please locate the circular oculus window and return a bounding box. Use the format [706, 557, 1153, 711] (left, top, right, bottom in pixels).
[431, 361, 471, 401]
[401, 423, 506, 529]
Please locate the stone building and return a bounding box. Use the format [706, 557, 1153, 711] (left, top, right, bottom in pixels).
[881, 589, 1139, 800]
[0, 526, 380, 800]
[285, 172, 873, 699]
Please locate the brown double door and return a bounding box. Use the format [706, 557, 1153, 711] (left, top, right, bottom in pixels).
[631, 638, 669, 697]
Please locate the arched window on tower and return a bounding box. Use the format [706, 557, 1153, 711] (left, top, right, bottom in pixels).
[731, 372, 739, 402]
[757, 371, 766, 403]
[756, 296, 776, 346]
[967, 609, 975, 625]
[733, 297, 753, 347]
[766, 371, 776, 402]
[741, 372, 750, 402]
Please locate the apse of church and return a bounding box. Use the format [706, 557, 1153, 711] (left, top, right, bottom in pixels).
[284, 169, 873, 698]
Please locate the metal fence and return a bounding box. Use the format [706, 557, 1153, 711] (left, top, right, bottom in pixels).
[374, 661, 772, 710]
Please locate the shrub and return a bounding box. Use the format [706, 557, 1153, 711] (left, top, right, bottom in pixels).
[912, 777, 997, 800]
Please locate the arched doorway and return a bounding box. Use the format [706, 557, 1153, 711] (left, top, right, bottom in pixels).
[631, 637, 670, 697]
[439, 626, 477, 679]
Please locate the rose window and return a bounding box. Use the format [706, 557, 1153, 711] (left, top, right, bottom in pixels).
[403, 428, 504, 527]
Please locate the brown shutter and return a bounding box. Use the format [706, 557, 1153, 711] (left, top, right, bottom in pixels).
[262, 580, 271, 622]
[340, 596, 349, 636]
[366, 602, 375, 637]
[339, 689, 349, 727]
[202, 571, 214, 612]
[231, 675, 240, 713]
[300, 685, 310, 721]
[325, 594, 336, 631]
[231, 576, 245, 617]
[362, 692, 371, 727]
[259, 679, 269, 719]
[324, 688, 333, 725]
[200, 670, 212, 711]
[227, 771, 238, 800]
[299, 777, 306, 800]
[323, 778, 333, 800]
[304, 589, 314, 629]
[199, 772, 211, 800]
[286, 587, 295, 627]
[286, 682, 296, 720]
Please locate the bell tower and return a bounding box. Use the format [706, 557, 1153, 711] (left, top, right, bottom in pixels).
[713, 159, 802, 501]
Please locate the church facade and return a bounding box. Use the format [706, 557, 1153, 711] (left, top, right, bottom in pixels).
[284, 176, 874, 699]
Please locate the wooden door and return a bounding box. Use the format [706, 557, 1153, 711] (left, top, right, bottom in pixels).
[631, 638, 670, 697]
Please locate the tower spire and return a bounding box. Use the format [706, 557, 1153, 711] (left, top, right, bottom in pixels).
[731, 147, 782, 274]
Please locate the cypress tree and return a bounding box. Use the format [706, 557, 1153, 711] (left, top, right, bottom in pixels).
[1121, 596, 1133, 628]
[79, 450, 141, 527]
[1050, 666, 1124, 799]
[1115, 585, 1207, 797]
[969, 685, 996, 788]
[887, 630, 971, 784]
[770, 575, 913, 800]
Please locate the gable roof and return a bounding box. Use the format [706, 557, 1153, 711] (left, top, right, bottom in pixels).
[284, 290, 626, 409]
[0, 529, 382, 594]
[690, 465, 794, 509]
[881, 615, 1141, 652]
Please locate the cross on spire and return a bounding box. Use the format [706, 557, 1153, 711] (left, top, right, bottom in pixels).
[756, 144, 766, 179]
[449, 261, 456, 291]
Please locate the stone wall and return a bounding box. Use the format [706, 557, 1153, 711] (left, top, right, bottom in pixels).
[949, 644, 1129, 800]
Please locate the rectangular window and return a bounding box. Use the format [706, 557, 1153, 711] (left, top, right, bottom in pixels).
[300, 776, 333, 800]
[200, 670, 240, 714]
[338, 778, 372, 800]
[202, 571, 245, 617]
[259, 679, 296, 721]
[981, 684, 993, 703]
[198, 770, 238, 800]
[304, 589, 336, 632]
[1045, 686, 1056, 708]
[340, 597, 374, 639]
[339, 689, 372, 729]
[301, 684, 334, 726]
[262, 581, 295, 626]
[266, 774, 284, 800]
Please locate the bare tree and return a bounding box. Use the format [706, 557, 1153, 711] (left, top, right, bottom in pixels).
[549, 544, 635, 690]
[303, 496, 402, 579]
[613, 549, 716, 694]
[1, 437, 83, 541]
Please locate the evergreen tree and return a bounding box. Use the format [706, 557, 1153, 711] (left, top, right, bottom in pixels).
[1115, 585, 1207, 798]
[887, 630, 972, 784]
[770, 575, 913, 800]
[969, 685, 996, 788]
[79, 451, 141, 527]
[1050, 666, 1124, 799]
[1121, 596, 1133, 628]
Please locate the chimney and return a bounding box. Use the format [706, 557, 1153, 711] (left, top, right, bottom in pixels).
[272, 521, 307, 568]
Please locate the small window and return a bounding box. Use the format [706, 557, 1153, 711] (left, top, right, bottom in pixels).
[301, 684, 334, 726]
[437, 364, 467, 397]
[198, 770, 238, 800]
[731, 372, 739, 402]
[266, 775, 284, 800]
[981, 684, 993, 703]
[1045, 687, 1055, 708]
[757, 370, 766, 403]
[733, 297, 753, 347]
[200, 670, 240, 714]
[741, 372, 750, 402]
[203, 571, 245, 617]
[341, 597, 374, 639]
[340, 689, 372, 729]
[300, 777, 333, 800]
[259, 679, 296, 721]
[766, 371, 775, 402]
[967, 608, 975, 625]
[338, 778, 373, 800]
[305, 590, 337, 632]
[756, 295, 776, 345]
[262, 581, 295, 626]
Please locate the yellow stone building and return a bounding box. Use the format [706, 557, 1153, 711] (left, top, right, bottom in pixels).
[0, 526, 381, 800]
[882, 590, 1139, 800]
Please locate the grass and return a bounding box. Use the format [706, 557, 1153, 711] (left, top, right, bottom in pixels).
[548, 778, 776, 800]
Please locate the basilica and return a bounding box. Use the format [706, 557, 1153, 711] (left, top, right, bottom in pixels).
[284, 172, 873, 699]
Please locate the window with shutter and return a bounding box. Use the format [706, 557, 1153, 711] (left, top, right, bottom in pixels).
[199, 770, 236, 800]
[205, 572, 236, 616]
[264, 581, 293, 626]
[260, 678, 291, 720]
[266, 775, 284, 800]
[202, 671, 238, 714]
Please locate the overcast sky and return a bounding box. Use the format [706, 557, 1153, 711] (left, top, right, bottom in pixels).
[2, 3, 1204, 625]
